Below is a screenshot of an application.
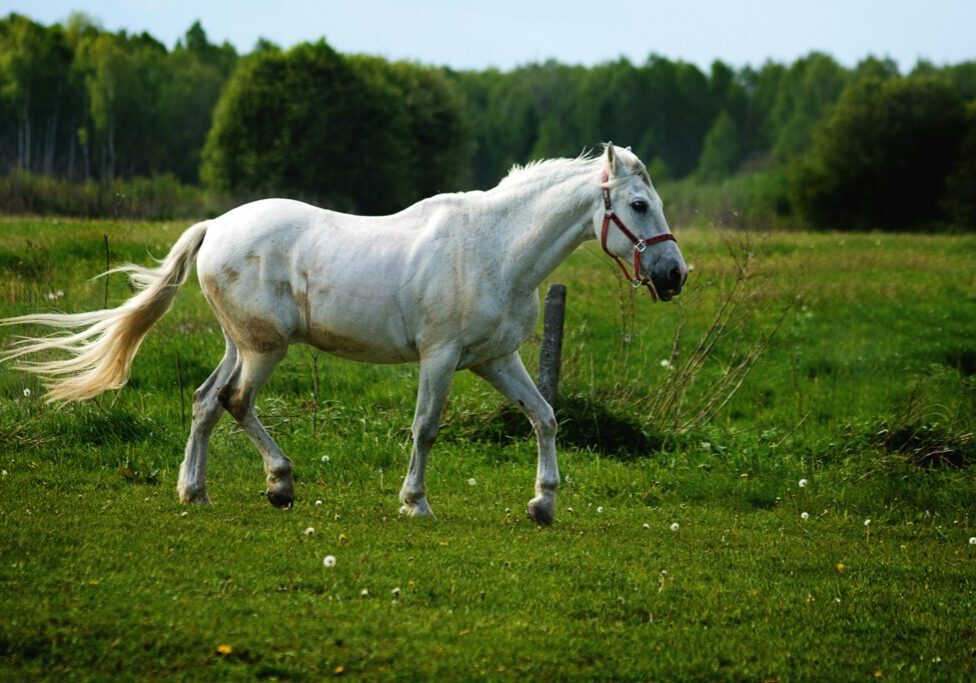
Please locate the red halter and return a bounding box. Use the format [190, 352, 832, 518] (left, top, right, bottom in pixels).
[600, 172, 676, 301]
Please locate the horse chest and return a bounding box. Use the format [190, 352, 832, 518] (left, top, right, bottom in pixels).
[454, 294, 538, 367]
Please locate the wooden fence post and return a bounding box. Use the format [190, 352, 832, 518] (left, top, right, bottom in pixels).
[537, 284, 566, 407]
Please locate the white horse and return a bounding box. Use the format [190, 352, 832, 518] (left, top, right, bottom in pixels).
[1, 143, 686, 524]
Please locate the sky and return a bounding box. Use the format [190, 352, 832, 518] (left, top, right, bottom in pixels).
[5, 0, 976, 72]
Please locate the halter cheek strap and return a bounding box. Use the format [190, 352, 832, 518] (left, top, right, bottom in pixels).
[600, 172, 676, 301]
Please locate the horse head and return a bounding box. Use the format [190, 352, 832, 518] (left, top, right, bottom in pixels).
[594, 143, 688, 301]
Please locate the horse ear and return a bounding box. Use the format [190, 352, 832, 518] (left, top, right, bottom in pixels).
[604, 142, 623, 178]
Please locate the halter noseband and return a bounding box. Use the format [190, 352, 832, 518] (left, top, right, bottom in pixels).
[600, 171, 677, 301]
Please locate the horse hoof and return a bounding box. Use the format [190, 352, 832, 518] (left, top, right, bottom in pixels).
[399, 498, 434, 518]
[267, 491, 294, 509]
[178, 488, 212, 506]
[526, 498, 554, 525]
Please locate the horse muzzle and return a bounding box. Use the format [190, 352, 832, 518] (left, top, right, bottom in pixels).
[650, 260, 687, 302]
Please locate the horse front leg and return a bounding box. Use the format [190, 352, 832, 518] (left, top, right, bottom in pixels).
[399, 348, 459, 518]
[471, 352, 559, 524]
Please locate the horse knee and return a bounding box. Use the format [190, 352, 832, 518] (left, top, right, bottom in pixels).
[533, 405, 557, 440]
[413, 420, 439, 449]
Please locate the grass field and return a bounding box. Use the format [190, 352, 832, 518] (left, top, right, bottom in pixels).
[0, 216, 974, 680]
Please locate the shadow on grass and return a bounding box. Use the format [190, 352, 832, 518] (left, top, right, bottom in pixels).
[448, 394, 666, 458]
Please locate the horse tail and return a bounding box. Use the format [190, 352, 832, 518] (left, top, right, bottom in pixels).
[0, 221, 210, 403]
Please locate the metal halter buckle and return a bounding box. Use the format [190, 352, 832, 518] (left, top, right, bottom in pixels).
[634, 240, 647, 253]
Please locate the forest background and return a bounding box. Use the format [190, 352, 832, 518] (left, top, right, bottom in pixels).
[2, 12, 976, 231]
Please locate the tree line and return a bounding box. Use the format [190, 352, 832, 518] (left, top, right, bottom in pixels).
[2, 12, 975, 229]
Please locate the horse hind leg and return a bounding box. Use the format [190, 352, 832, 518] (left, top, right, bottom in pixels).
[177, 333, 238, 504]
[217, 348, 294, 508]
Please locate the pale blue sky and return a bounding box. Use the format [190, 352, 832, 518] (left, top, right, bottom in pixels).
[5, 0, 975, 71]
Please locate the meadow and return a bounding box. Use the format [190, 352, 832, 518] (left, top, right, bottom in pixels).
[0, 216, 974, 680]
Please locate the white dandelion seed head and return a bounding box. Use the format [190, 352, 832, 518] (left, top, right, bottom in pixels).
[642, 523, 650, 529]
[670, 522, 680, 532]
[969, 537, 976, 545]
[659, 359, 672, 369]
[798, 479, 808, 488]
[360, 588, 369, 597]
[315, 499, 323, 506]
[864, 519, 871, 527]
[596, 506, 604, 513]
[323, 555, 336, 568]
[467, 477, 476, 486]
[304, 527, 315, 536]
[320, 455, 330, 462]
[22, 388, 31, 397]
[801, 512, 810, 520]
[391, 586, 401, 597]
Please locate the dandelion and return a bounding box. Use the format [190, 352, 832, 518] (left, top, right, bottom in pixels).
[798, 478, 808, 488]
[304, 527, 315, 536]
[180, 511, 189, 517]
[216, 644, 233, 655]
[566, 507, 574, 513]
[659, 359, 672, 369]
[467, 477, 477, 486]
[22, 388, 30, 398]
[864, 519, 871, 527]
[801, 512, 809, 520]
[835, 563, 845, 573]
[323, 554, 337, 568]
[642, 523, 650, 529]
[320, 455, 330, 462]
[969, 537, 976, 545]
[360, 588, 369, 597]
[315, 499, 323, 506]
[670, 522, 680, 532]
[596, 506, 604, 513]
[391, 586, 401, 598]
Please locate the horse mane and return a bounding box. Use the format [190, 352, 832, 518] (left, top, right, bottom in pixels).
[495, 146, 651, 192]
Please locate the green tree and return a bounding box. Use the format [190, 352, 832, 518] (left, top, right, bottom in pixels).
[697, 110, 743, 180]
[202, 41, 413, 213]
[158, 23, 237, 182]
[792, 76, 967, 230]
[0, 14, 80, 175]
[769, 53, 848, 162]
[941, 101, 976, 229]
[349, 57, 469, 197]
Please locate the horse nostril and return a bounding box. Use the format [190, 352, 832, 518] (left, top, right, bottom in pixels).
[668, 267, 683, 289]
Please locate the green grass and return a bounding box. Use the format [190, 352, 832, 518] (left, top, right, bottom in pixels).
[1, 216, 975, 680]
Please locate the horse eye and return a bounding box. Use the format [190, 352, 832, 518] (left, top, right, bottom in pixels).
[631, 200, 648, 214]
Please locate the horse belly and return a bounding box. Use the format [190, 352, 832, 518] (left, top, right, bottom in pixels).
[300, 294, 416, 364]
[305, 324, 414, 363]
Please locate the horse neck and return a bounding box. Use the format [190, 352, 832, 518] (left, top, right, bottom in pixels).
[493, 166, 600, 294]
